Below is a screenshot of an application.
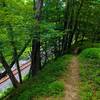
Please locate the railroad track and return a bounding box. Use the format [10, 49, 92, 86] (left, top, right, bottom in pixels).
[0, 61, 31, 84]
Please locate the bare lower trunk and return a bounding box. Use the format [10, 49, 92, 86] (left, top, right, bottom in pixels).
[13, 47, 22, 84]
[31, 40, 41, 76]
[0, 53, 19, 88]
[30, 0, 43, 76]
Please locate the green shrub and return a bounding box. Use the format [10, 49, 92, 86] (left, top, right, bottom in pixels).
[79, 48, 100, 100]
[79, 48, 100, 59]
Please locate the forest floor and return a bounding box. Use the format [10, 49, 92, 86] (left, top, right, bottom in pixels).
[2, 48, 100, 100]
[40, 56, 80, 100]
[64, 56, 80, 100]
[2, 55, 81, 100]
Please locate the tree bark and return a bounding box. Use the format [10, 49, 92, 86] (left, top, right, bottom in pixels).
[67, 0, 84, 49]
[14, 48, 22, 84]
[0, 52, 19, 88]
[31, 0, 43, 76]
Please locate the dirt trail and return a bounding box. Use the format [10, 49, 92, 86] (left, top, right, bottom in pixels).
[33, 56, 80, 100]
[64, 56, 80, 100]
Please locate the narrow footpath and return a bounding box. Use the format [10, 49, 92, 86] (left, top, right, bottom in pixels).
[64, 56, 80, 100]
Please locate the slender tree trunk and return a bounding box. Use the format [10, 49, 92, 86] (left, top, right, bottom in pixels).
[75, 32, 79, 44]
[62, 34, 68, 54]
[63, 0, 72, 54]
[0, 52, 19, 88]
[54, 40, 58, 59]
[10, 39, 31, 68]
[58, 37, 61, 56]
[7, 24, 22, 84]
[14, 48, 22, 84]
[43, 42, 48, 66]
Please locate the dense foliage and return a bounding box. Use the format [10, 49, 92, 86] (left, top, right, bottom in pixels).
[0, 0, 100, 99]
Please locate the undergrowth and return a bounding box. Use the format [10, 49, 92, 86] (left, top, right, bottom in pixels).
[4, 55, 71, 100]
[79, 48, 100, 100]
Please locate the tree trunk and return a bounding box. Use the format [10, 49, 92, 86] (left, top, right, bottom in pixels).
[31, 39, 41, 76]
[62, 34, 68, 54]
[14, 48, 22, 84]
[7, 24, 22, 84]
[75, 31, 79, 44]
[31, 0, 43, 76]
[67, 0, 84, 50]
[0, 52, 19, 88]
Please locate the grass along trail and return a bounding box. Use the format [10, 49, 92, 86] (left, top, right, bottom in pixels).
[64, 56, 80, 100]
